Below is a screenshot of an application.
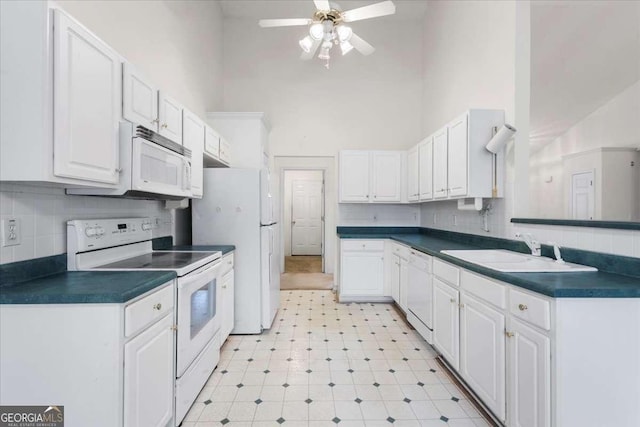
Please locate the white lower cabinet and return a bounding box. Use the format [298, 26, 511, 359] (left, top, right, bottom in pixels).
[339, 240, 385, 300]
[433, 277, 459, 370]
[220, 269, 235, 343]
[507, 317, 551, 427]
[124, 313, 174, 427]
[459, 293, 506, 422]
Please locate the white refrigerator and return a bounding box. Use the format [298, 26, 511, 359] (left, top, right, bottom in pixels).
[192, 168, 280, 334]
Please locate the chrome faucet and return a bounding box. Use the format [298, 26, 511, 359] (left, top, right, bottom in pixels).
[515, 232, 541, 256]
[549, 242, 565, 264]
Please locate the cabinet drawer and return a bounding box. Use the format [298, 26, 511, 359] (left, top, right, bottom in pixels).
[509, 289, 550, 331]
[125, 283, 174, 337]
[461, 270, 506, 309]
[342, 240, 384, 252]
[433, 259, 460, 287]
[220, 253, 234, 276]
[408, 251, 431, 271]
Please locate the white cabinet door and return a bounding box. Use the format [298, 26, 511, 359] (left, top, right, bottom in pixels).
[399, 256, 409, 311]
[340, 251, 385, 296]
[182, 109, 204, 198]
[158, 91, 183, 144]
[390, 253, 400, 302]
[447, 114, 468, 197]
[122, 63, 158, 131]
[460, 293, 506, 422]
[407, 146, 419, 202]
[204, 125, 220, 159]
[52, 10, 120, 185]
[433, 278, 459, 369]
[124, 313, 174, 427]
[507, 318, 551, 427]
[371, 151, 402, 202]
[432, 128, 448, 199]
[419, 138, 433, 201]
[222, 270, 235, 343]
[339, 151, 370, 202]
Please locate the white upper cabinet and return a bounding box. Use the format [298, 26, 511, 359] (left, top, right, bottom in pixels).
[339, 151, 371, 202]
[52, 9, 121, 185]
[407, 146, 420, 202]
[158, 91, 183, 144]
[182, 109, 204, 198]
[433, 128, 448, 199]
[419, 137, 433, 200]
[447, 113, 469, 197]
[339, 150, 403, 203]
[204, 126, 220, 160]
[122, 63, 158, 131]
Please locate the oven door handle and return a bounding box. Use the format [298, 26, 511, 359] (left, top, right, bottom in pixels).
[177, 262, 221, 290]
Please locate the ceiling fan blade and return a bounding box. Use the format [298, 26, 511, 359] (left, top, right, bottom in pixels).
[301, 38, 322, 60]
[259, 18, 312, 28]
[350, 33, 375, 56]
[313, 0, 331, 11]
[342, 1, 396, 22]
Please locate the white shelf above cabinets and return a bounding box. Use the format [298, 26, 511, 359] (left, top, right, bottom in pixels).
[339, 150, 404, 203]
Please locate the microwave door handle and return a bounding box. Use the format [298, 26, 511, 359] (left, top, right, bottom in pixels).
[186, 160, 192, 189]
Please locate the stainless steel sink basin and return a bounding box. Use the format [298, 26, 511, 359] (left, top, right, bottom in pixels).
[440, 249, 597, 273]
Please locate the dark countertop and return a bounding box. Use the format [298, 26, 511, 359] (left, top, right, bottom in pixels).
[0, 270, 176, 304]
[338, 232, 640, 298]
[171, 245, 235, 255]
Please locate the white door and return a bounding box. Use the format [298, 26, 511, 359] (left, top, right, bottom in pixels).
[460, 293, 506, 422]
[371, 151, 402, 202]
[407, 146, 420, 202]
[291, 179, 323, 255]
[448, 114, 469, 197]
[158, 91, 183, 144]
[122, 63, 158, 130]
[124, 313, 174, 427]
[340, 252, 385, 296]
[433, 128, 448, 199]
[507, 318, 551, 427]
[419, 138, 434, 200]
[339, 151, 370, 202]
[182, 109, 204, 198]
[571, 171, 595, 220]
[433, 278, 459, 370]
[52, 10, 120, 185]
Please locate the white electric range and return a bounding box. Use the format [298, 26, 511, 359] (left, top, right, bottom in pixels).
[67, 218, 223, 426]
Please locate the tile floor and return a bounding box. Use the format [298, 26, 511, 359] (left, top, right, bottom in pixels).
[182, 290, 491, 426]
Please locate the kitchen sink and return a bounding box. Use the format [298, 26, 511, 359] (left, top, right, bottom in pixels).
[440, 249, 597, 273]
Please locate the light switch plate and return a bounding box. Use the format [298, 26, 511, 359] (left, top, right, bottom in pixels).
[2, 218, 21, 247]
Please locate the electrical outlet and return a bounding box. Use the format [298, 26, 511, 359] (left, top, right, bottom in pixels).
[452, 214, 457, 226]
[2, 218, 21, 247]
[433, 213, 437, 224]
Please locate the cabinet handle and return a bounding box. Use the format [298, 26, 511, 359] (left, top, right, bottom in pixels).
[374, 195, 377, 198]
[518, 304, 528, 311]
[170, 325, 178, 331]
[450, 298, 456, 303]
[459, 303, 465, 308]
[222, 285, 227, 289]
[153, 303, 162, 311]
[152, 118, 159, 124]
[228, 261, 233, 265]
[366, 194, 370, 198]
[505, 331, 514, 338]
[161, 123, 168, 129]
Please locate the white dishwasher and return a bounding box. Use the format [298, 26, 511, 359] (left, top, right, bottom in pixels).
[406, 250, 433, 339]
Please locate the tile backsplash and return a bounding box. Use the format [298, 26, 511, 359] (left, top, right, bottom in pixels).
[0, 183, 173, 264]
[338, 204, 420, 226]
[420, 199, 509, 238]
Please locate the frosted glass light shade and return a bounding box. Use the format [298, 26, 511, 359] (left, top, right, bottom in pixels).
[299, 36, 313, 53]
[336, 25, 353, 42]
[309, 23, 324, 40]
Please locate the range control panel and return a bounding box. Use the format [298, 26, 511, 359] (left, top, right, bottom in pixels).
[67, 218, 154, 252]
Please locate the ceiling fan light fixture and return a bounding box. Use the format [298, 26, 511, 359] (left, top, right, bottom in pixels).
[299, 36, 314, 53]
[340, 41, 354, 55]
[336, 25, 353, 42]
[318, 47, 331, 60]
[309, 22, 324, 40]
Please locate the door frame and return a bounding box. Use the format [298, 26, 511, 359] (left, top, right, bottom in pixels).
[289, 172, 325, 257]
[274, 156, 336, 276]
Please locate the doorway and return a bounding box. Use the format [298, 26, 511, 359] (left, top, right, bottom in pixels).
[571, 170, 595, 220]
[281, 169, 332, 290]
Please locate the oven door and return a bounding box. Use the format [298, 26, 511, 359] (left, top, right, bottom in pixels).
[176, 261, 221, 377]
[132, 137, 192, 198]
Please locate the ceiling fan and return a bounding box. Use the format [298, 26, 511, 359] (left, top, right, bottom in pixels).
[258, 0, 396, 68]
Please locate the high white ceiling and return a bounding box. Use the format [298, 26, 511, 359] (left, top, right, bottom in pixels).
[530, 1, 640, 148]
[219, 0, 428, 21]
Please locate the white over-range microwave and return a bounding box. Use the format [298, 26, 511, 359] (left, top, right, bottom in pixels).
[67, 122, 192, 199]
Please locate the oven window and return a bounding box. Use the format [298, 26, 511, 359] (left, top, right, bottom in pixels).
[190, 279, 216, 339]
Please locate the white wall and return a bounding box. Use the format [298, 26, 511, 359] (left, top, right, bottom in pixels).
[0, 1, 225, 264]
[419, 0, 526, 239]
[529, 81, 640, 218]
[283, 170, 324, 257]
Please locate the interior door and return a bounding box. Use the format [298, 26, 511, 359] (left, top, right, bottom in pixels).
[571, 171, 595, 219]
[433, 128, 448, 199]
[291, 179, 323, 255]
